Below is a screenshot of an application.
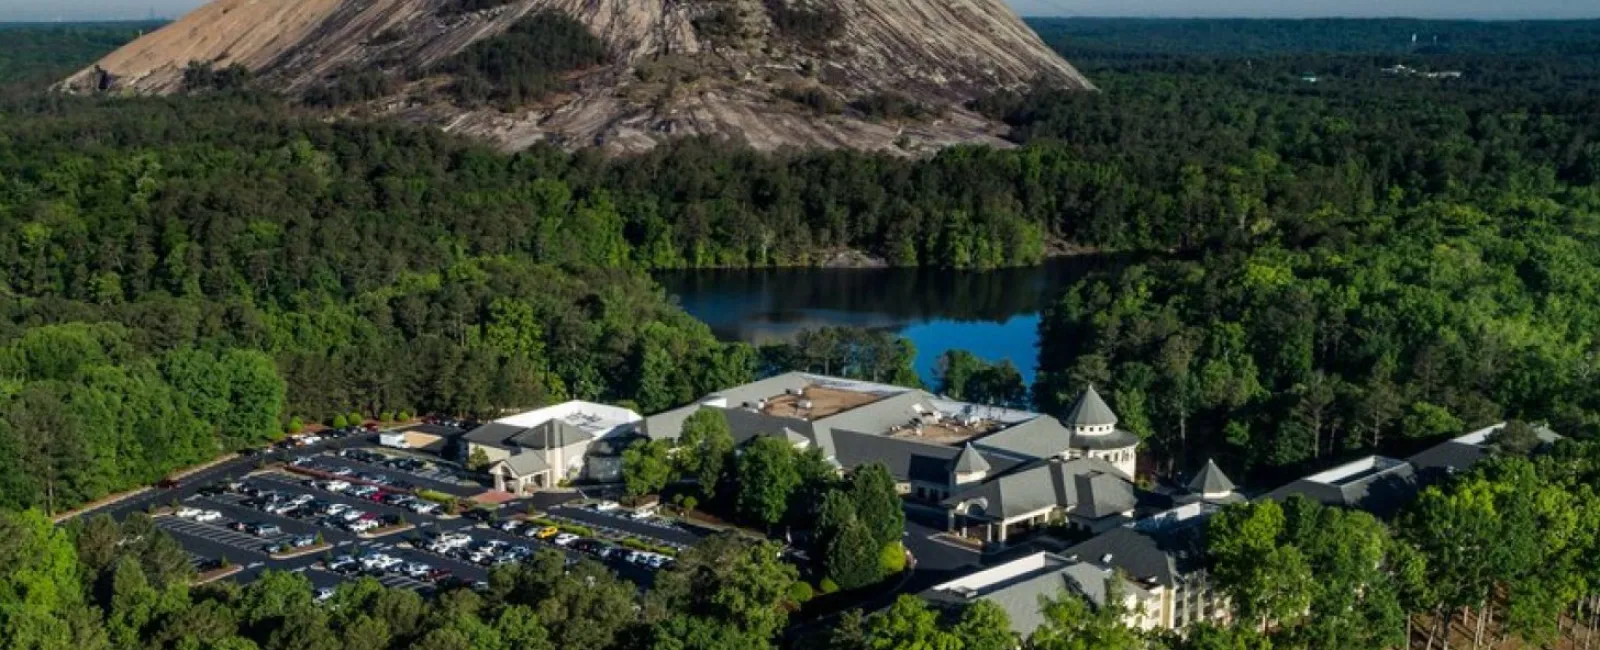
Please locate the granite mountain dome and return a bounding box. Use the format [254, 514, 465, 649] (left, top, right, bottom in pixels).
[59, 0, 1092, 154]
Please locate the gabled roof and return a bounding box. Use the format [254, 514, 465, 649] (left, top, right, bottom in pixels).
[953, 444, 991, 474]
[1260, 456, 1420, 518]
[974, 416, 1073, 460]
[1063, 385, 1118, 427]
[828, 429, 1022, 485]
[944, 457, 1135, 521]
[462, 422, 529, 449]
[922, 553, 1155, 637]
[1187, 459, 1235, 495]
[509, 420, 595, 450]
[495, 452, 549, 477]
[1061, 517, 1209, 588]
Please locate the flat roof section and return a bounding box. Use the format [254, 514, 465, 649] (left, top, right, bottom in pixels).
[761, 386, 886, 420]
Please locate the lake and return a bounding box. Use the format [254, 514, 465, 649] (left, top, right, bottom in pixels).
[655, 258, 1113, 388]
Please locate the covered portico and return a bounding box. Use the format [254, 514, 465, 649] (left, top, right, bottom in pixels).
[947, 497, 1054, 546]
[489, 454, 552, 496]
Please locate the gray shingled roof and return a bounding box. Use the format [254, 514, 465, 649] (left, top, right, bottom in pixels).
[922, 555, 1152, 637]
[813, 390, 935, 436]
[1063, 385, 1118, 427]
[944, 458, 1134, 521]
[1070, 428, 1142, 450]
[1187, 459, 1235, 495]
[1260, 458, 1420, 518]
[509, 420, 594, 450]
[828, 429, 1022, 484]
[953, 444, 991, 474]
[1061, 518, 1209, 588]
[462, 422, 529, 450]
[496, 452, 549, 477]
[974, 416, 1073, 460]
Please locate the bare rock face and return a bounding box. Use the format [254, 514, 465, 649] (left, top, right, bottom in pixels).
[59, 0, 1092, 155]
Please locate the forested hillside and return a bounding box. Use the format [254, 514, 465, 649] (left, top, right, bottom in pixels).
[1021, 19, 1600, 482]
[1, 18, 1598, 506]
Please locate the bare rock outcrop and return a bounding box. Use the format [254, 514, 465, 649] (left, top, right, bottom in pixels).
[59, 0, 1092, 155]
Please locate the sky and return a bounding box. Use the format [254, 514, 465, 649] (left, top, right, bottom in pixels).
[0, 0, 1596, 23]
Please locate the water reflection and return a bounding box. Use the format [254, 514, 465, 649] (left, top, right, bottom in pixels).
[655, 257, 1113, 386]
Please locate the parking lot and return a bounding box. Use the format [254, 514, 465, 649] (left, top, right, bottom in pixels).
[124, 440, 706, 595]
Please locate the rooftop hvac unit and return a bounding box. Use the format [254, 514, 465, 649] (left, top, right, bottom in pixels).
[798, 399, 813, 410]
[1101, 554, 1115, 564]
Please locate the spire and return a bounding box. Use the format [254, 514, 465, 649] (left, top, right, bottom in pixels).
[1187, 459, 1236, 496]
[953, 443, 991, 474]
[1064, 384, 1118, 428]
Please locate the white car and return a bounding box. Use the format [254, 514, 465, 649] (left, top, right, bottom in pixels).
[552, 533, 580, 547]
[403, 562, 432, 579]
[348, 519, 379, 534]
[323, 503, 351, 516]
[175, 507, 203, 518]
[339, 509, 366, 522]
[315, 587, 336, 603]
[592, 501, 620, 512]
[322, 480, 352, 493]
[630, 507, 656, 520]
[193, 510, 224, 523]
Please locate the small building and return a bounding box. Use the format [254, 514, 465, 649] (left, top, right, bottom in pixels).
[923, 551, 1164, 637]
[457, 401, 642, 494]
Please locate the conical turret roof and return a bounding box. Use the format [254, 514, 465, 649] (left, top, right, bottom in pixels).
[953, 443, 991, 474]
[1187, 459, 1236, 495]
[1064, 385, 1118, 428]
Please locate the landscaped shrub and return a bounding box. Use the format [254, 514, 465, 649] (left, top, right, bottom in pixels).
[819, 577, 840, 594]
[787, 581, 814, 604]
[879, 541, 907, 574]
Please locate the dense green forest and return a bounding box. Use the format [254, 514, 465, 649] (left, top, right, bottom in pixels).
[2, 15, 1600, 650]
[0, 17, 1596, 509]
[0, 22, 159, 93]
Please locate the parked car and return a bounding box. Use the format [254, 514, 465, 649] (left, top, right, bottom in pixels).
[175, 507, 203, 519]
[408, 502, 440, 516]
[157, 478, 181, 489]
[194, 510, 224, 523]
[425, 568, 453, 583]
[533, 526, 559, 540]
[348, 519, 379, 534]
[552, 533, 580, 547]
[326, 555, 358, 573]
[315, 588, 336, 603]
[496, 520, 524, 533]
[245, 523, 281, 537]
[592, 501, 620, 512]
[403, 562, 432, 579]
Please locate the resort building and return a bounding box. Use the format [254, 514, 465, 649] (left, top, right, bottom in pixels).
[924, 551, 1164, 637]
[638, 372, 1143, 545]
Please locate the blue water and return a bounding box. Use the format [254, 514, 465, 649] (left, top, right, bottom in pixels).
[900, 315, 1044, 386]
[656, 260, 1105, 387]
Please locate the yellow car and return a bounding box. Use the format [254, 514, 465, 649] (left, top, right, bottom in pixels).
[534, 526, 559, 540]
